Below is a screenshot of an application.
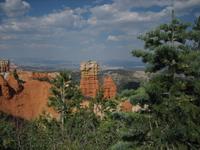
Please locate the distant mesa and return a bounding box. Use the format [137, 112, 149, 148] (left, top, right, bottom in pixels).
[80, 60, 117, 99]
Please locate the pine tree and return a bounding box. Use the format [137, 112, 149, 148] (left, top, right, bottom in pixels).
[113, 15, 200, 149]
[48, 71, 83, 129]
[190, 16, 200, 50]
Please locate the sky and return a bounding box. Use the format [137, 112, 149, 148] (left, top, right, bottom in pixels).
[0, 0, 200, 64]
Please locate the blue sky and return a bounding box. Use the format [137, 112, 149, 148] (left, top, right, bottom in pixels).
[0, 0, 200, 64]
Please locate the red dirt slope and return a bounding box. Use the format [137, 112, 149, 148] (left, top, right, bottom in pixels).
[0, 79, 58, 120]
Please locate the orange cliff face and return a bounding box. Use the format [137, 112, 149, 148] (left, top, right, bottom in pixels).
[6, 73, 23, 93]
[103, 76, 117, 99]
[80, 61, 100, 98]
[0, 71, 59, 120]
[0, 75, 12, 99]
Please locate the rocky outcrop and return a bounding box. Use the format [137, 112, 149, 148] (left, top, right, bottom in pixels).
[0, 75, 12, 99]
[0, 79, 59, 120]
[103, 76, 117, 99]
[132, 105, 142, 112]
[6, 74, 23, 93]
[80, 61, 100, 98]
[119, 100, 133, 112]
[0, 71, 23, 99]
[119, 100, 144, 112]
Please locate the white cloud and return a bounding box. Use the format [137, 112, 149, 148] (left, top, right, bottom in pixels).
[89, 1, 170, 28]
[112, 0, 172, 10]
[2, 0, 197, 36]
[40, 8, 86, 28]
[0, 0, 30, 17]
[0, 8, 86, 33]
[174, 0, 200, 10]
[0, 0, 199, 61]
[112, 0, 200, 11]
[89, 0, 200, 27]
[107, 35, 119, 41]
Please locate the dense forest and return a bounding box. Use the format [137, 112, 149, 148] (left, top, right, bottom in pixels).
[1, 16, 200, 150]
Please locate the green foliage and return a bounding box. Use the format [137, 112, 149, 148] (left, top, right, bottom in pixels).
[13, 69, 19, 80]
[138, 18, 190, 50]
[0, 108, 122, 150]
[132, 18, 190, 74]
[119, 89, 136, 99]
[189, 16, 200, 49]
[2, 16, 200, 150]
[48, 71, 83, 125]
[2, 70, 120, 149]
[119, 88, 149, 105]
[92, 90, 119, 118]
[129, 87, 149, 105]
[178, 50, 200, 76]
[114, 16, 200, 149]
[0, 113, 16, 149]
[13, 69, 25, 84]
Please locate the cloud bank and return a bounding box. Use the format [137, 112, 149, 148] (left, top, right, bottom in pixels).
[0, 0, 200, 62]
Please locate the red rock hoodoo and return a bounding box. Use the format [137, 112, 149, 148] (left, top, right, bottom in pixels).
[80, 61, 100, 98]
[80, 61, 117, 99]
[103, 76, 117, 99]
[0, 60, 10, 73]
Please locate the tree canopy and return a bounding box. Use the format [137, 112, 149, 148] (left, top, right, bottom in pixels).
[113, 16, 200, 149]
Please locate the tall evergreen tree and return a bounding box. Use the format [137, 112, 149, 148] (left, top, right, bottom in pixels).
[190, 16, 200, 50]
[113, 15, 200, 149]
[48, 71, 83, 128]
